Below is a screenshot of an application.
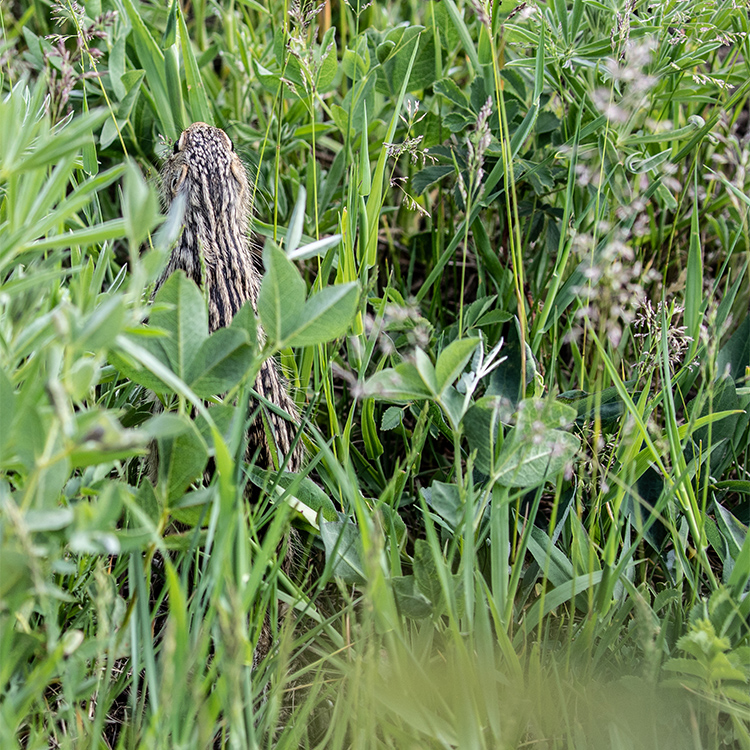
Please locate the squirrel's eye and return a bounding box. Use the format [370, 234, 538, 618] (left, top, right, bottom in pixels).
[173, 140, 180, 155]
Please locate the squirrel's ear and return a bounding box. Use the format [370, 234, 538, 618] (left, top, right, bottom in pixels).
[173, 131, 188, 154]
[230, 159, 245, 185]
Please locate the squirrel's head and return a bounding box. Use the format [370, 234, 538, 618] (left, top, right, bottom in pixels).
[161, 122, 249, 219]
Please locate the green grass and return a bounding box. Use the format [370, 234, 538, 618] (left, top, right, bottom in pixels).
[2, 0, 750, 747]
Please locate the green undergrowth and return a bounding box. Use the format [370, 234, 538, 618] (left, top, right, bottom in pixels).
[2, 0, 750, 747]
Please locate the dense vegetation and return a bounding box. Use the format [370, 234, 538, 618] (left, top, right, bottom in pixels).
[2, 0, 750, 746]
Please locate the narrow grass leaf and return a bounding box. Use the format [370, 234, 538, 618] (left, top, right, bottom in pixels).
[287, 233, 342, 261]
[178, 7, 213, 124]
[521, 571, 603, 637]
[287, 187, 306, 255]
[364, 33, 421, 268]
[442, 0, 480, 72]
[29, 219, 127, 252]
[13, 108, 109, 172]
[121, 0, 176, 137]
[685, 175, 703, 351]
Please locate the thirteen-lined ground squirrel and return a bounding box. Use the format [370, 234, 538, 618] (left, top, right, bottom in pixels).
[157, 122, 304, 475]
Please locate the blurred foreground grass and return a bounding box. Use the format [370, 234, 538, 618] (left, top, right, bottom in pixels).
[2, 0, 750, 746]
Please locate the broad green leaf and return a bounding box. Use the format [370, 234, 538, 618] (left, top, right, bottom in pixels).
[487, 320, 538, 406]
[414, 348, 438, 395]
[253, 59, 283, 94]
[229, 299, 258, 344]
[287, 477, 338, 524]
[728, 513, 750, 598]
[142, 413, 191, 440]
[285, 282, 359, 347]
[492, 430, 579, 488]
[713, 500, 747, 563]
[272, 472, 338, 524]
[258, 244, 305, 344]
[440, 387, 465, 429]
[378, 504, 407, 546]
[412, 165, 454, 195]
[361, 397, 384, 460]
[150, 272, 208, 379]
[316, 27, 338, 91]
[77, 296, 126, 352]
[422, 481, 462, 531]
[22, 508, 74, 532]
[68, 411, 147, 468]
[435, 337, 480, 394]
[0, 546, 33, 609]
[342, 48, 368, 79]
[412, 538, 463, 618]
[689, 376, 746, 475]
[157, 419, 209, 504]
[363, 362, 434, 402]
[463, 397, 504, 474]
[186, 328, 255, 397]
[466, 395, 579, 482]
[516, 399, 577, 432]
[434, 78, 471, 110]
[0, 368, 16, 463]
[194, 404, 239, 450]
[320, 520, 366, 583]
[377, 26, 435, 95]
[114, 335, 220, 433]
[392, 575, 433, 619]
[718, 315, 750, 383]
[108, 331, 174, 393]
[381, 406, 404, 431]
[109, 30, 128, 100]
[413, 538, 445, 613]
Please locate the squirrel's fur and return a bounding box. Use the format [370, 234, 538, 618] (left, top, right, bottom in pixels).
[158, 122, 304, 473]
